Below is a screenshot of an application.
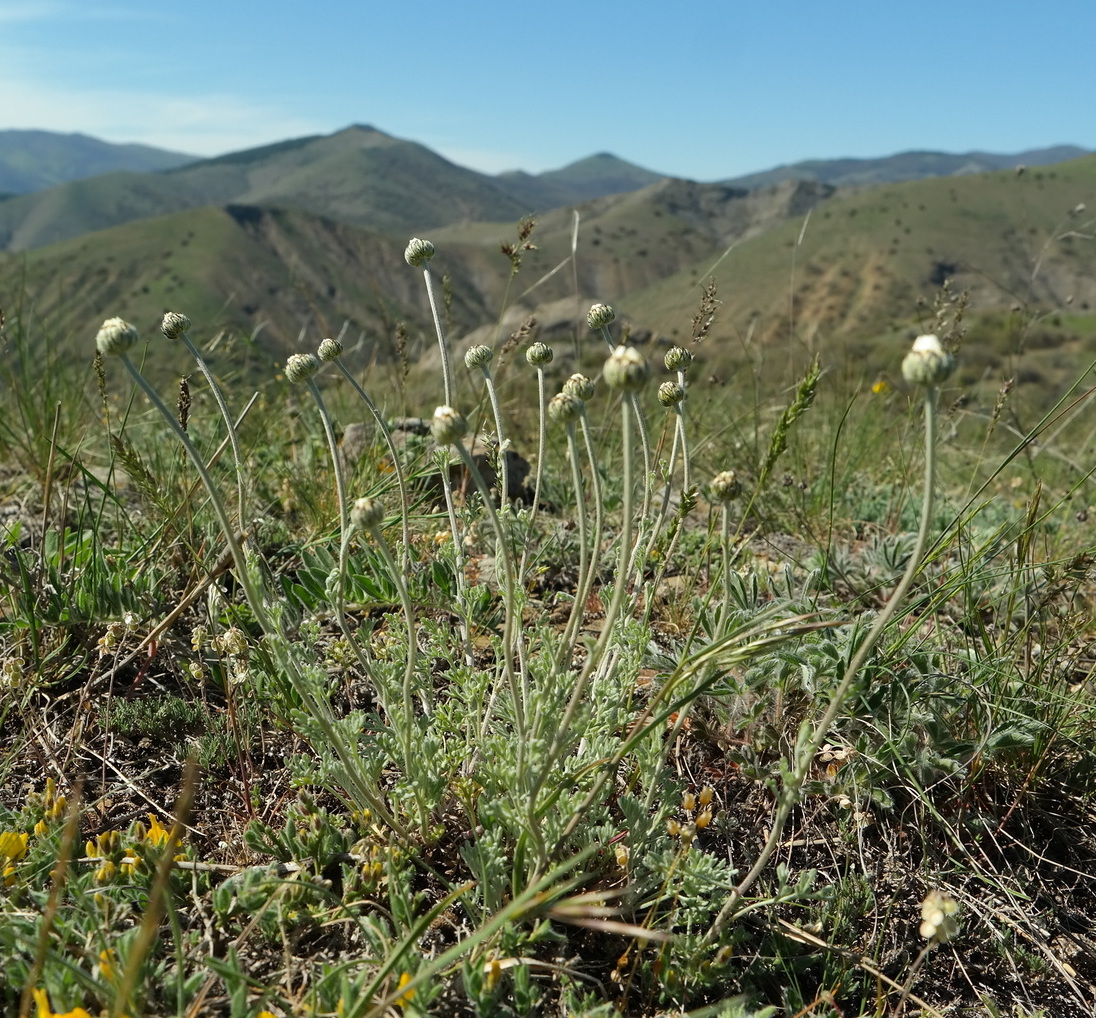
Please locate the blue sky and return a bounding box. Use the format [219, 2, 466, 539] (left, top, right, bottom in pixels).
[3, 0, 1094, 180]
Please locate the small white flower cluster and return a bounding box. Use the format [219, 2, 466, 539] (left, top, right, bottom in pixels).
[920, 890, 960, 943]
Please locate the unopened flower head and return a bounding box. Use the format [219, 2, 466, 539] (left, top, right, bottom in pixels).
[160, 312, 191, 339]
[464, 344, 493, 369]
[563, 373, 596, 401]
[665, 345, 692, 372]
[603, 345, 649, 392]
[96, 317, 139, 356]
[526, 342, 553, 366]
[350, 497, 384, 531]
[431, 405, 468, 445]
[901, 334, 956, 387]
[587, 302, 616, 329]
[404, 237, 435, 267]
[548, 392, 583, 424]
[658, 380, 685, 407]
[284, 352, 320, 384]
[710, 470, 740, 503]
[317, 337, 343, 362]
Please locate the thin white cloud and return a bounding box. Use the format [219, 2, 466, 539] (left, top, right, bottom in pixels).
[0, 75, 327, 156]
[435, 145, 552, 176]
[0, 2, 70, 23]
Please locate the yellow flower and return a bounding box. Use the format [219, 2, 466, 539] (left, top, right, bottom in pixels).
[871, 378, 890, 395]
[0, 831, 28, 884]
[145, 814, 171, 847]
[98, 949, 119, 985]
[0, 830, 28, 863]
[32, 988, 94, 1018]
[395, 971, 416, 1007]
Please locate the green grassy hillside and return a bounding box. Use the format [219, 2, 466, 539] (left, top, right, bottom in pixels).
[0, 129, 196, 194]
[3, 156, 1094, 419]
[0, 126, 534, 252]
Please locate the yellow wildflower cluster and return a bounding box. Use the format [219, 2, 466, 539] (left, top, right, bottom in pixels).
[0, 830, 28, 886]
[665, 786, 716, 849]
[32, 987, 93, 1018]
[85, 814, 174, 883]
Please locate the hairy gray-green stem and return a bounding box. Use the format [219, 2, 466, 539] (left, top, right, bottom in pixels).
[422, 267, 454, 408]
[332, 358, 413, 568]
[180, 330, 247, 525]
[115, 353, 407, 837]
[705, 385, 942, 941]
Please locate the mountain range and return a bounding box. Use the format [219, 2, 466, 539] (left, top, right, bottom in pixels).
[1, 125, 1093, 409]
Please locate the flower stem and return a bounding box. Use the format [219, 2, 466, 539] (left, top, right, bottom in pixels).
[705, 385, 940, 941]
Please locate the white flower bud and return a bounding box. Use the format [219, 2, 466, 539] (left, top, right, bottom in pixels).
[587, 303, 616, 329]
[664, 346, 692, 372]
[404, 237, 435, 267]
[431, 405, 468, 445]
[603, 345, 649, 392]
[284, 352, 319, 384]
[160, 312, 191, 339]
[658, 380, 684, 407]
[901, 334, 955, 387]
[317, 337, 342, 362]
[526, 342, 553, 366]
[464, 344, 493, 369]
[563, 373, 596, 401]
[96, 317, 139, 356]
[350, 497, 384, 530]
[548, 392, 583, 423]
[710, 470, 740, 502]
